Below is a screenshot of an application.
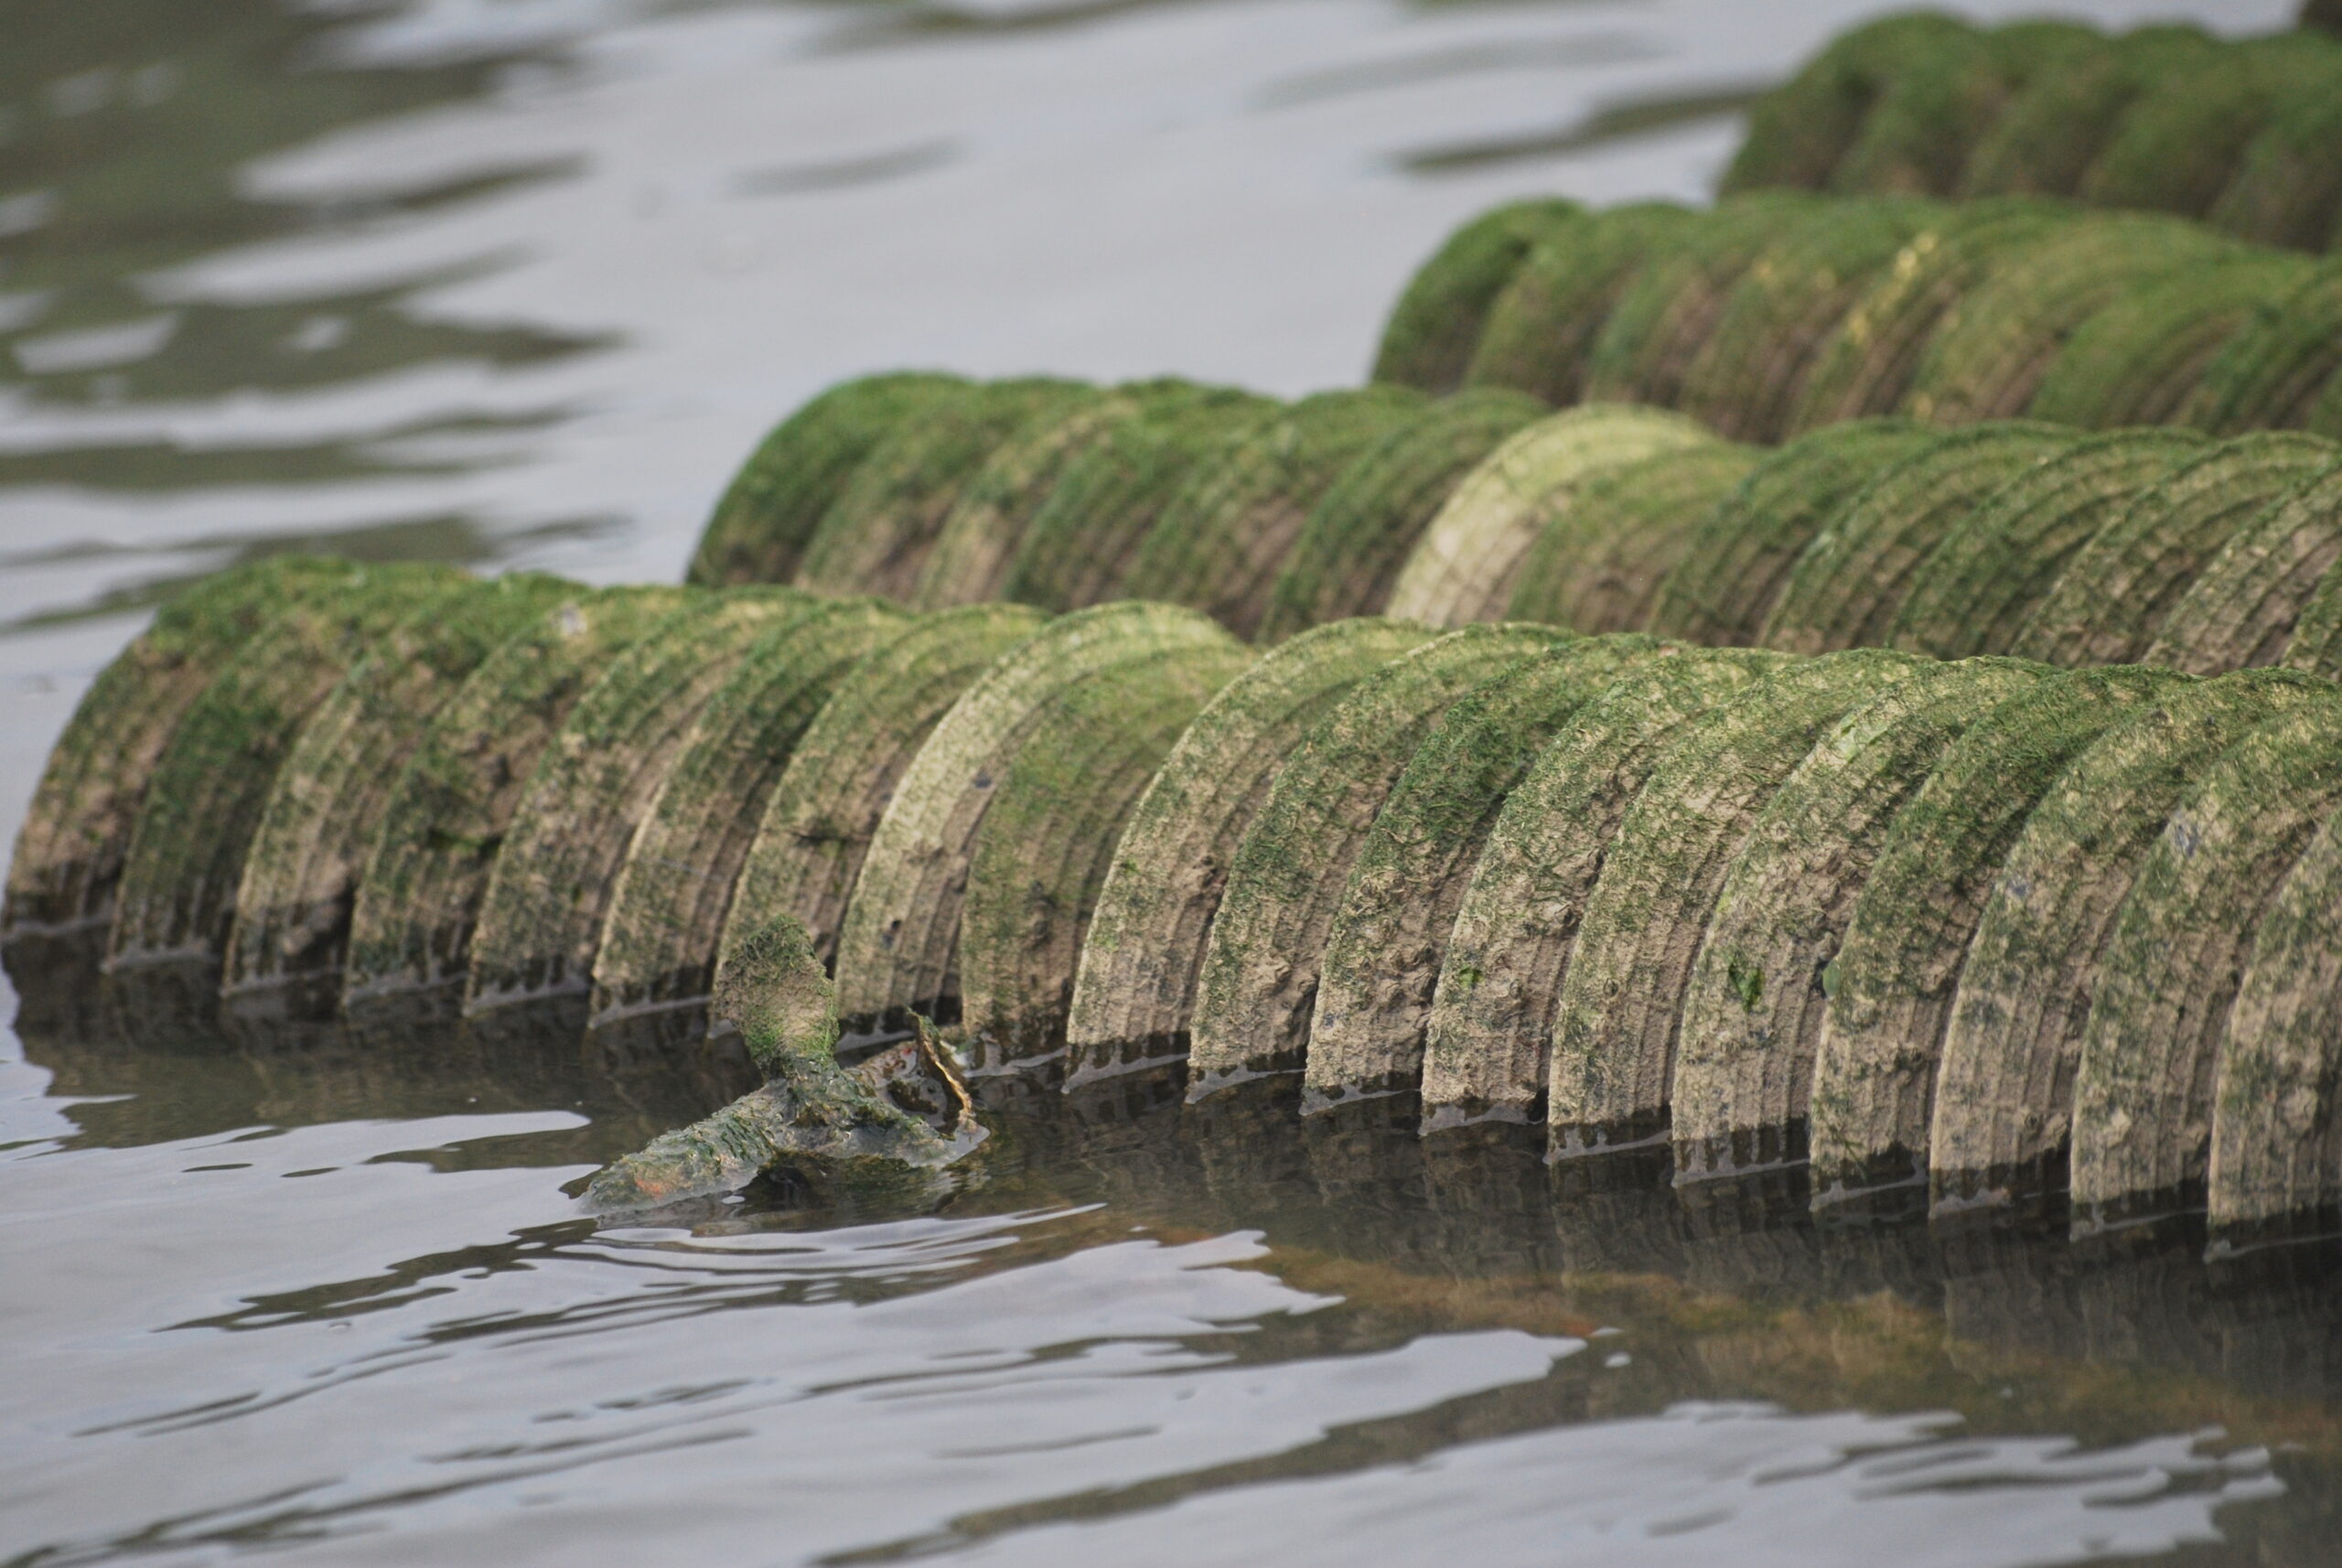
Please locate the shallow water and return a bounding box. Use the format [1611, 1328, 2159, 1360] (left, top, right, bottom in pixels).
[2, 0, 2328, 1563]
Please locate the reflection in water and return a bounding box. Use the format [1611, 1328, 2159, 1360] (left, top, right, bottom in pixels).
[1392, 82, 1774, 174]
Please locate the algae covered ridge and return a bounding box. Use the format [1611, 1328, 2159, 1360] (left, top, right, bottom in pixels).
[21, 2, 2342, 1279]
[17, 542, 2342, 1261]
[1720, 12, 2342, 254]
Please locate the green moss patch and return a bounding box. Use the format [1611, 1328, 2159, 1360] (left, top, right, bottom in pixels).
[1547, 648, 1919, 1155]
[1305, 634, 1664, 1110]
[908, 386, 1151, 611]
[588, 596, 907, 1026]
[4, 554, 359, 940]
[794, 377, 1089, 601]
[1890, 429, 2204, 660]
[1254, 391, 1549, 641]
[957, 637, 1255, 1071]
[1370, 199, 1585, 393]
[1678, 199, 1938, 442]
[1959, 27, 2217, 200]
[2209, 804, 2342, 1238]
[1808, 665, 2180, 1197]
[2012, 434, 2337, 667]
[1462, 203, 1699, 405]
[2143, 459, 2342, 672]
[1506, 441, 1760, 634]
[1187, 623, 1565, 1093]
[1721, 14, 1980, 195]
[1380, 403, 1708, 631]
[2028, 255, 2313, 428]
[714, 604, 1047, 998]
[1580, 194, 1825, 413]
[1421, 649, 1779, 1131]
[997, 387, 1279, 616]
[688, 372, 966, 587]
[833, 602, 1235, 1033]
[341, 586, 695, 1010]
[1903, 215, 2241, 424]
[2068, 695, 2342, 1227]
[1929, 668, 2331, 1208]
[220, 571, 575, 1004]
[1670, 658, 2046, 1181]
[459, 589, 806, 1015]
[1065, 618, 1433, 1084]
[2184, 259, 2342, 435]
[1647, 418, 1936, 647]
[1789, 199, 2076, 433]
[1112, 389, 1424, 638]
[1758, 423, 2074, 655]
[2079, 38, 2340, 220]
[106, 562, 467, 971]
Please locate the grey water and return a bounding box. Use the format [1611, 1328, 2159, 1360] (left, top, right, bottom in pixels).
[1, 0, 2328, 1563]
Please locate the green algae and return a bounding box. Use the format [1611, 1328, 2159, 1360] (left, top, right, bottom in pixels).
[1547, 649, 1921, 1154]
[908, 386, 1152, 611]
[1929, 668, 2334, 1209]
[1890, 429, 2205, 660]
[994, 386, 1279, 616]
[1758, 423, 2074, 656]
[1959, 27, 2218, 199]
[1114, 391, 1423, 640]
[1823, 24, 2072, 199]
[4, 554, 360, 941]
[2079, 37, 2341, 220]
[1064, 618, 1433, 1084]
[1676, 199, 1937, 443]
[1646, 418, 1935, 648]
[1789, 199, 2075, 432]
[2143, 459, 2342, 672]
[1186, 623, 1566, 1093]
[1669, 658, 2047, 1182]
[106, 562, 467, 971]
[793, 377, 1090, 601]
[587, 597, 908, 1026]
[1461, 203, 1699, 406]
[2013, 435, 2339, 668]
[1805, 666, 2186, 1199]
[1505, 441, 1760, 634]
[956, 637, 1255, 1072]
[2184, 259, 2342, 434]
[1420, 649, 1781, 1132]
[2209, 804, 2342, 1238]
[713, 604, 1048, 996]
[833, 602, 1234, 1034]
[341, 585, 695, 1011]
[1370, 199, 1585, 392]
[458, 590, 806, 1015]
[1380, 403, 1708, 630]
[1580, 193, 1824, 414]
[588, 917, 980, 1209]
[2026, 255, 2315, 429]
[1720, 14, 1980, 195]
[1255, 390, 1550, 641]
[1304, 635, 1665, 1111]
[688, 372, 967, 588]
[1902, 215, 2242, 425]
[2068, 695, 2342, 1228]
[220, 571, 576, 1005]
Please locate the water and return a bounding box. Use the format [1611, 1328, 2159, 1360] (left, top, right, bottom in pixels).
[2, 0, 2328, 1563]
